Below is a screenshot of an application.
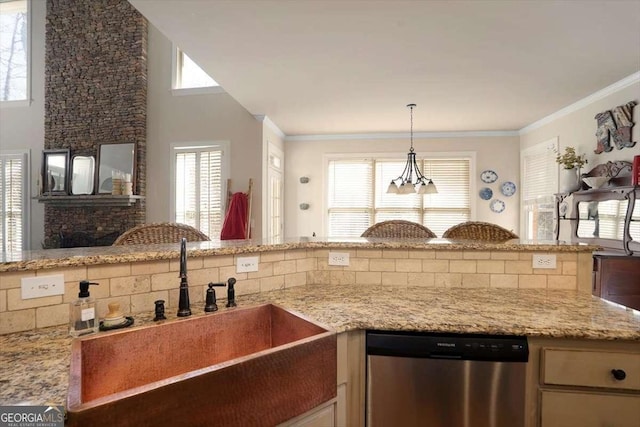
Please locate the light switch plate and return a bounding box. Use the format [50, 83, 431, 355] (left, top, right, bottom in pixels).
[21, 275, 65, 299]
[328, 252, 350, 266]
[532, 254, 557, 269]
[236, 256, 259, 273]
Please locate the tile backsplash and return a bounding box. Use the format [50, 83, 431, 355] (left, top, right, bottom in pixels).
[0, 249, 592, 335]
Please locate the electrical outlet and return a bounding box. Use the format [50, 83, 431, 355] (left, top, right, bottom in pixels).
[532, 254, 557, 269]
[328, 252, 350, 266]
[21, 275, 65, 299]
[236, 256, 259, 273]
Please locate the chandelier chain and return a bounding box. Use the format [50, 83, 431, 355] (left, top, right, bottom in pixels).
[408, 103, 415, 152]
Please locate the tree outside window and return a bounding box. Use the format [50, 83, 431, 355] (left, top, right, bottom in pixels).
[0, 0, 28, 102]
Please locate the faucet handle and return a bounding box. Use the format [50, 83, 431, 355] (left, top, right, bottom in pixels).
[153, 300, 166, 321]
[205, 282, 225, 312]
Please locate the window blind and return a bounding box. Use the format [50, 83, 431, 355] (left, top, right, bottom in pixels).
[327, 157, 471, 238]
[327, 160, 374, 238]
[521, 140, 557, 240]
[174, 147, 223, 238]
[421, 159, 471, 237]
[0, 152, 26, 252]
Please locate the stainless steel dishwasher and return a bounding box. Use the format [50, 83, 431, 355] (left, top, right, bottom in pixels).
[366, 331, 529, 427]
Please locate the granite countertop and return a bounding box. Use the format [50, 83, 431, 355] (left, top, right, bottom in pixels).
[0, 237, 598, 272]
[1, 285, 639, 407]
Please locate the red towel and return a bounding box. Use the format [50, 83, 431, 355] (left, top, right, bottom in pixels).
[220, 192, 249, 240]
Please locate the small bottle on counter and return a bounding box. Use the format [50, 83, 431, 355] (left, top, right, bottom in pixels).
[69, 280, 99, 337]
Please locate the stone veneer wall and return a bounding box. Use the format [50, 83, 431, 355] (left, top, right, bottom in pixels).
[43, 0, 147, 247]
[0, 248, 592, 334]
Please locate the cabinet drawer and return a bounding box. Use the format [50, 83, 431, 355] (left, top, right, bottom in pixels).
[542, 348, 640, 391]
[541, 390, 640, 427]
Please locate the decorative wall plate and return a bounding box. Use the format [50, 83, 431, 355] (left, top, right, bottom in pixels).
[490, 199, 506, 213]
[481, 170, 498, 183]
[479, 187, 493, 200]
[501, 181, 516, 197]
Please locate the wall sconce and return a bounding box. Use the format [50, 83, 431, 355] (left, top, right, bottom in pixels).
[299, 177, 310, 184]
[299, 203, 310, 210]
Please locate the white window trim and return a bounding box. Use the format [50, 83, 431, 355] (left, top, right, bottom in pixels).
[170, 45, 225, 96]
[169, 141, 230, 222]
[0, 0, 32, 107]
[520, 137, 558, 239]
[263, 142, 284, 240]
[322, 151, 476, 237]
[0, 148, 30, 251]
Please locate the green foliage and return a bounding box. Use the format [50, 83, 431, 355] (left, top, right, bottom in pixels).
[555, 147, 588, 170]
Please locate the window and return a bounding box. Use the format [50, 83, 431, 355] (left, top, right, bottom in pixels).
[327, 156, 471, 238]
[173, 47, 220, 91]
[0, 0, 29, 102]
[521, 138, 558, 240]
[1, 150, 28, 252]
[266, 143, 284, 242]
[171, 143, 228, 239]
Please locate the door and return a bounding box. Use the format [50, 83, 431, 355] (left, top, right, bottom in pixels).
[267, 143, 284, 242]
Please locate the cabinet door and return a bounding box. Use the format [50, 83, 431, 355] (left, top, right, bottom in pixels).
[284, 403, 336, 427]
[541, 390, 640, 427]
[598, 256, 640, 310]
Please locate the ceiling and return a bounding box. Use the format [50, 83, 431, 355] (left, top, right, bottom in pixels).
[129, 0, 640, 136]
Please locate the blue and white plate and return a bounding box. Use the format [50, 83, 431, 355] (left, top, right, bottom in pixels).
[480, 170, 498, 183]
[490, 199, 506, 213]
[479, 187, 493, 200]
[501, 181, 516, 197]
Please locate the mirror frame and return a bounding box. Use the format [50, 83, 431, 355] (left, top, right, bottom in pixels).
[41, 149, 70, 195]
[71, 155, 95, 195]
[95, 143, 137, 195]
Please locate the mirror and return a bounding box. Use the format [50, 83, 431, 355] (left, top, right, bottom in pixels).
[41, 149, 70, 195]
[71, 156, 95, 195]
[96, 143, 136, 194]
[577, 199, 640, 241]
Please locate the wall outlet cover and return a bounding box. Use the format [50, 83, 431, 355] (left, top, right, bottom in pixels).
[21, 275, 65, 299]
[236, 256, 259, 273]
[328, 252, 350, 266]
[532, 254, 557, 269]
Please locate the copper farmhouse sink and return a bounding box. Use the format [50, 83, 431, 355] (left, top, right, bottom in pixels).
[66, 304, 337, 427]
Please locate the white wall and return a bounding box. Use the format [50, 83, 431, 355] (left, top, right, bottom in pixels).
[0, 0, 46, 250]
[0, 11, 266, 248]
[520, 80, 640, 241]
[147, 24, 262, 238]
[284, 135, 520, 238]
[146, 26, 264, 238]
[260, 119, 285, 239]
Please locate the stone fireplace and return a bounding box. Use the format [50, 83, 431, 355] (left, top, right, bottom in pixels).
[43, 0, 147, 248]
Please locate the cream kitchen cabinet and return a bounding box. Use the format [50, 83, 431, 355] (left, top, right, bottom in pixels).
[526, 338, 640, 427]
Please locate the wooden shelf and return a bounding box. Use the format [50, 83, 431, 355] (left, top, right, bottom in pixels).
[35, 195, 144, 207]
[554, 185, 638, 255]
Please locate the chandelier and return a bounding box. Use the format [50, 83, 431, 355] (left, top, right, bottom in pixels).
[386, 104, 438, 194]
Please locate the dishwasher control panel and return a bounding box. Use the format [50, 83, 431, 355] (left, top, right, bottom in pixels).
[366, 331, 529, 362]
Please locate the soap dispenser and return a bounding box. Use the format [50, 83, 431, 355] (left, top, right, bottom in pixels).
[70, 280, 99, 337]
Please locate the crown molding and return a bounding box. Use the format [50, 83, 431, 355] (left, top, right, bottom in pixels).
[285, 130, 519, 142]
[519, 71, 640, 135]
[254, 115, 285, 139]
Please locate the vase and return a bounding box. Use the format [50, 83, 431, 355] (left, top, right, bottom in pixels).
[559, 167, 580, 193]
